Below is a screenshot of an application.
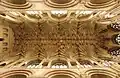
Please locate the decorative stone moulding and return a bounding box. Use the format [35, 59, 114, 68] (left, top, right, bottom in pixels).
[75, 11, 94, 21]
[44, 0, 79, 8]
[85, 0, 117, 9]
[76, 13, 93, 21]
[1, 0, 32, 9]
[44, 70, 80, 78]
[0, 70, 32, 78]
[47, 10, 70, 22]
[85, 69, 119, 78]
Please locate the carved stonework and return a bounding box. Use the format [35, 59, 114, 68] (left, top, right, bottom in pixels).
[9, 19, 111, 61]
[44, 0, 79, 8]
[1, 0, 32, 9]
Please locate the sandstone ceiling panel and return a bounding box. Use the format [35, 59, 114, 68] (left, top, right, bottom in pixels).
[0, 10, 119, 68]
[5, 18, 112, 61]
[0, 0, 119, 70]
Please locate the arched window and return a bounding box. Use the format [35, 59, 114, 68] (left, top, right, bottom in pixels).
[51, 59, 68, 68]
[102, 60, 114, 67]
[109, 47, 120, 56]
[6, 75, 27, 78]
[77, 59, 93, 68]
[115, 34, 120, 45]
[112, 34, 120, 45]
[108, 22, 120, 31]
[26, 59, 41, 68]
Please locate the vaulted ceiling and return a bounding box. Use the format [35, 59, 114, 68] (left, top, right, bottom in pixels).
[0, 0, 119, 68]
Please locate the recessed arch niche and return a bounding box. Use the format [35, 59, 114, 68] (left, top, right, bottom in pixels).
[0, 70, 32, 78]
[85, 0, 117, 9]
[51, 75, 72, 78]
[91, 74, 112, 78]
[6, 74, 27, 78]
[90, 0, 110, 4]
[85, 69, 118, 78]
[3, 0, 26, 4]
[1, 0, 32, 9]
[44, 0, 79, 8]
[44, 70, 80, 78]
[50, 0, 71, 4]
[112, 34, 120, 45]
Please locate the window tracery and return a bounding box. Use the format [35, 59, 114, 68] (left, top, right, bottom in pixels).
[26, 59, 41, 68]
[115, 34, 120, 45]
[112, 34, 120, 45]
[51, 59, 68, 69]
[109, 47, 120, 56]
[108, 22, 120, 31]
[77, 59, 93, 68]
